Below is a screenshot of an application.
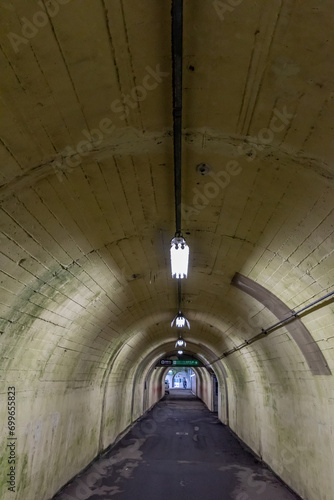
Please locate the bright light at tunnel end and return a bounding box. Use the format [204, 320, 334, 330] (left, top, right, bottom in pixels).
[170, 236, 189, 279]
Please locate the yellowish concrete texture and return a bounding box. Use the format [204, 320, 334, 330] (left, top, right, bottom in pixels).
[0, 1, 334, 499]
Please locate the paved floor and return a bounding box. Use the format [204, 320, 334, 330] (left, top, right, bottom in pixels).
[54, 389, 302, 500]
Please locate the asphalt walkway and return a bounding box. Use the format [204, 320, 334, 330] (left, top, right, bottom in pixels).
[54, 389, 302, 499]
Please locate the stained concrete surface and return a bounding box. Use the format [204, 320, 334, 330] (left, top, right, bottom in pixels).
[54, 390, 302, 500]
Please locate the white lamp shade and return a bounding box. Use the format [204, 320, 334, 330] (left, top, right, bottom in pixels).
[171, 311, 190, 329]
[175, 338, 186, 348]
[176, 316, 185, 327]
[170, 237, 189, 279]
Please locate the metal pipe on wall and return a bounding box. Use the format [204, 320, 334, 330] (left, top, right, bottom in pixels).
[207, 289, 334, 367]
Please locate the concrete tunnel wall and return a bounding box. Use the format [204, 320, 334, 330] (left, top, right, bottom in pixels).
[1, 282, 334, 500]
[107, 311, 334, 500]
[219, 321, 334, 500]
[1, 1, 334, 498]
[1, 300, 334, 500]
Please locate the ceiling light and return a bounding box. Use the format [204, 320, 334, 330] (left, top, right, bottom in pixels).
[175, 336, 186, 348]
[178, 350, 183, 355]
[170, 236, 189, 279]
[171, 311, 190, 329]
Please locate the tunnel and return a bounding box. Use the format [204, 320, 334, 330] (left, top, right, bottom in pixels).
[0, 1, 334, 499]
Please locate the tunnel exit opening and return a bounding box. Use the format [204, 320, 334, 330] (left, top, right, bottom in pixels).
[165, 367, 195, 391]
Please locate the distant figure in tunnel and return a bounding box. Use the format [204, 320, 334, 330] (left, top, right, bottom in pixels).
[183, 378, 187, 389]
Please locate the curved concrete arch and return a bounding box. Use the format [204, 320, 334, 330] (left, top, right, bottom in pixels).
[124, 340, 230, 424]
[102, 303, 259, 367]
[96, 303, 326, 454]
[232, 273, 331, 375]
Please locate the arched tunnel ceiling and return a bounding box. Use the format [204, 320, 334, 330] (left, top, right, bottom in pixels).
[1, 0, 334, 382]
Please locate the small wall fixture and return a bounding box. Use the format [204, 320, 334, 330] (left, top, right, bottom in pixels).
[170, 236, 189, 279]
[171, 311, 190, 329]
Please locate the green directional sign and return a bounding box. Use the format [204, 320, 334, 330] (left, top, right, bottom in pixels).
[158, 359, 201, 367]
[172, 360, 199, 366]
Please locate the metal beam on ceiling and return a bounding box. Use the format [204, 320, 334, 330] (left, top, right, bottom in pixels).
[172, 0, 183, 236]
[171, 0, 184, 312]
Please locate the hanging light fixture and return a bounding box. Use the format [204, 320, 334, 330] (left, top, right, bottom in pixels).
[175, 335, 186, 348]
[170, 1, 189, 344]
[171, 311, 190, 329]
[170, 235, 189, 279]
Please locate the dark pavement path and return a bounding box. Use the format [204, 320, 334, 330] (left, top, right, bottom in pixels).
[55, 389, 302, 500]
